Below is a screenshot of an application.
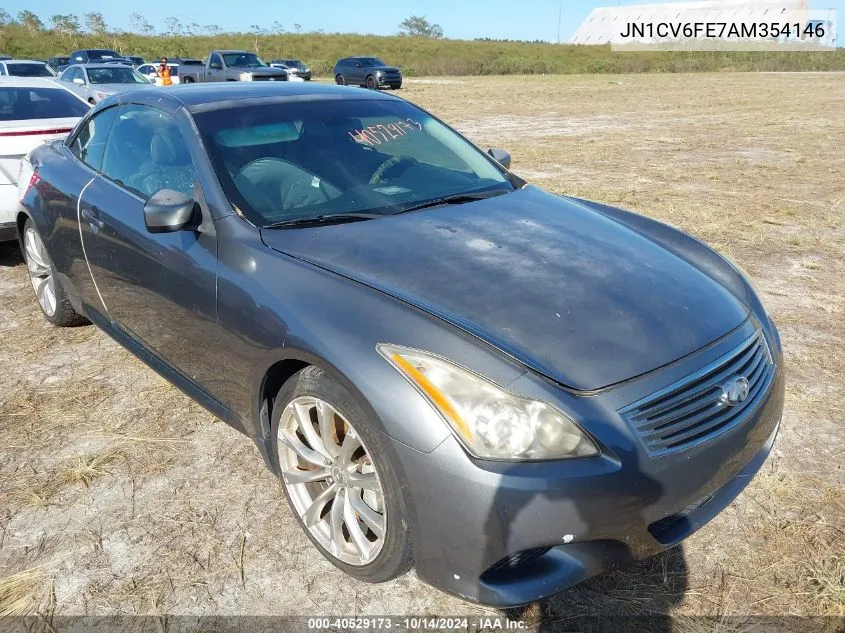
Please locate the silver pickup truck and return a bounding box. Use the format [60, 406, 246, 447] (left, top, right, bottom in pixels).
[178, 50, 289, 83]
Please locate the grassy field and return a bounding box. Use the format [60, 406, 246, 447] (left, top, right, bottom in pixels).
[0, 73, 843, 630]
[2, 24, 845, 76]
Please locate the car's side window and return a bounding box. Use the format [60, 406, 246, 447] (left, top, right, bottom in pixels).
[100, 104, 198, 200]
[68, 106, 119, 171]
[0, 66, 5, 76]
[210, 54, 222, 68]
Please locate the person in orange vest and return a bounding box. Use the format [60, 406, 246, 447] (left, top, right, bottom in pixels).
[157, 57, 173, 86]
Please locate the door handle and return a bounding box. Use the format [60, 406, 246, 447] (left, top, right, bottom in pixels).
[81, 207, 104, 229]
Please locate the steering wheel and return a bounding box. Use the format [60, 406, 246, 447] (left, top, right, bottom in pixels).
[369, 155, 418, 185]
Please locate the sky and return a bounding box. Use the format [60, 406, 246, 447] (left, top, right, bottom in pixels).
[8, 0, 843, 42]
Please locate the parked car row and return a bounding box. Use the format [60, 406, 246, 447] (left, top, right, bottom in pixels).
[4, 77, 784, 609]
[39, 48, 406, 89]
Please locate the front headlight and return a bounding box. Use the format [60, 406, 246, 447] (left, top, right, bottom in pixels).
[378, 344, 599, 461]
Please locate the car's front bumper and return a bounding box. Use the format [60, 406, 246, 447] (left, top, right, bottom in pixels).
[389, 321, 784, 606]
[377, 75, 402, 88]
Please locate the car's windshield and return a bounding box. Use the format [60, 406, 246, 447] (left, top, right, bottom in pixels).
[88, 67, 149, 84]
[223, 53, 266, 68]
[6, 63, 54, 77]
[0, 87, 89, 121]
[87, 50, 120, 60]
[359, 58, 386, 67]
[193, 98, 513, 227]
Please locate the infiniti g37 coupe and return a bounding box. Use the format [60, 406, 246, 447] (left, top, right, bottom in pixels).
[16, 83, 784, 606]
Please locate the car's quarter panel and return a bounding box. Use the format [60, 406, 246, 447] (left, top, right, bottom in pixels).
[212, 214, 528, 454]
[259, 186, 750, 392]
[19, 141, 98, 314]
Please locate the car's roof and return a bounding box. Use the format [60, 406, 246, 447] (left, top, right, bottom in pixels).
[1, 59, 49, 64]
[69, 63, 135, 70]
[103, 82, 399, 113]
[0, 76, 67, 88]
[213, 50, 251, 54]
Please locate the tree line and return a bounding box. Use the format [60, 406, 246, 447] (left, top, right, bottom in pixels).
[0, 9, 842, 76]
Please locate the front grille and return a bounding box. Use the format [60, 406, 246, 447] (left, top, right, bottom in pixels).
[252, 75, 282, 81]
[620, 329, 775, 456]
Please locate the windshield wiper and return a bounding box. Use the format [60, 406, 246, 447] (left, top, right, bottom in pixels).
[393, 189, 509, 215]
[262, 212, 384, 230]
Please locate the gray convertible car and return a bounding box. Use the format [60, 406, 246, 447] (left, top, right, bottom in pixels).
[16, 83, 783, 606]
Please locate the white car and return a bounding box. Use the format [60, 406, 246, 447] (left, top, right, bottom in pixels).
[0, 77, 89, 242]
[0, 60, 57, 79]
[137, 62, 181, 85]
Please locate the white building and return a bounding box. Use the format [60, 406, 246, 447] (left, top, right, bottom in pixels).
[568, 0, 824, 46]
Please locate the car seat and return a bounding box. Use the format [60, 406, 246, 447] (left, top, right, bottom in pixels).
[130, 128, 196, 198]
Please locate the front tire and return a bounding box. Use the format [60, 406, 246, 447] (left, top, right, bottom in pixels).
[365, 75, 377, 90]
[22, 218, 87, 327]
[272, 366, 412, 582]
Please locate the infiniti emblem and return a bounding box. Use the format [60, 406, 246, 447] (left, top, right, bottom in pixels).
[720, 376, 750, 407]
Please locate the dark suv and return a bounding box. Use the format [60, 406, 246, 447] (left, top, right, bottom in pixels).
[69, 49, 132, 65]
[333, 57, 402, 89]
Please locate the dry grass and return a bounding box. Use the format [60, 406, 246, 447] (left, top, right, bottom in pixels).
[0, 566, 50, 618]
[0, 73, 843, 624]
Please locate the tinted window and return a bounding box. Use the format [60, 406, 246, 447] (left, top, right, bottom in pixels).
[222, 52, 265, 67]
[0, 87, 88, 121]
[87, 50, 120, 61]
[193, 99, 511, 226]
[101, 105, 197, 199]
[6, 63, 54, 77]
[68, 106, 119, 170]
[209, 54, 222, 67]
[87, 67, 148, 84]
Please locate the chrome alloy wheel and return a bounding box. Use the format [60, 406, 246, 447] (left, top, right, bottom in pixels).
[278, 396, 386, 566]
[24, 227, 56, 317]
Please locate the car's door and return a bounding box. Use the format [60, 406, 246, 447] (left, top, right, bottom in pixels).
[207, 53, 224, 82]
[349, 59, 363, 84]
[57, 105, 122, 307]
[77, 102, 225, 401]
[60, 67, 84, 99]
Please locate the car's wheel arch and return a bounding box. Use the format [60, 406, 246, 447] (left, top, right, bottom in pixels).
[252, 347, 392, 474]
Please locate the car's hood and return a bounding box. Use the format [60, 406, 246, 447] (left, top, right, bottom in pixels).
[261, 187, 749, 391]
[373, 66, 400, 73]
[234, 66, 287, 74]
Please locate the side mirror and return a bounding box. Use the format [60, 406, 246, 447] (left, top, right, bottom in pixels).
[144, 189, 198, 233]
[487, 148, 512, 169]
[209, 63, 222, 70]
[355, 63, 362, 67]
[72, 77, 85, 85]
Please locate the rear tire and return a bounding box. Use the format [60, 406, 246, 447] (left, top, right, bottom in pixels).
[271, 365, 413, 583]
[182, 76, 195, 84]
[335, 74, 346, 85]
[21, 218, 87, 327]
